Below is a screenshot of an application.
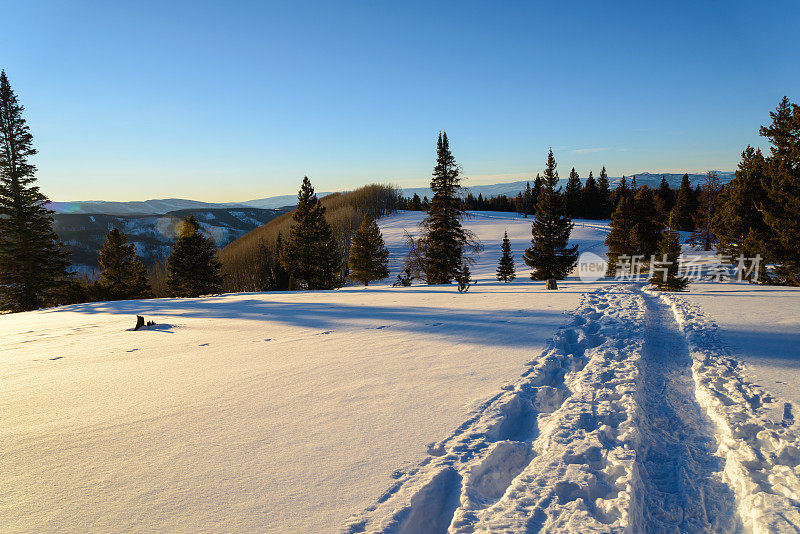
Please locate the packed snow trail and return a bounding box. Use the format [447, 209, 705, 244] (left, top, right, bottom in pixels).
[345, 286, 648, 532]
[658, 291, 800, 533]
[633, 292, 738, 532]
[347, 285, 800, 533]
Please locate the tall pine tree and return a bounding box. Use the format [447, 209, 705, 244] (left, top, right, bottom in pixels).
[523, 149, 578, 280]
[669, 174, 695, 231]
[597, 166, 612, 218]
[496, 230, 516, 282]
[690, 171, 722, 251]
[96, 228, 152, 300]
[631, 186, 664, 262]
[582, 170, 603, 219]
[760, 97, 800, 285]
[0, 71, 71, 311]
[348, 214, 389, 286]
[165, 215, 223, 297]
[279, 177, 342, 290]
[712, 147, 771, 281]
[422, 132, 468, 284]
[605, 197, 637, 276]
[564, 167, 583, 218]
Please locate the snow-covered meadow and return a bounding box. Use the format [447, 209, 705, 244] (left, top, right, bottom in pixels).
[3, 211, 800, 533]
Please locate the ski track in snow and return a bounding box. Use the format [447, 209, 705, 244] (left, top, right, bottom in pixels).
[656, 290, 800, 533]
[346, 285, 800, 533]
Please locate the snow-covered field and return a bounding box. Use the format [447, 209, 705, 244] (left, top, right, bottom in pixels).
[3, 211, 800, 533]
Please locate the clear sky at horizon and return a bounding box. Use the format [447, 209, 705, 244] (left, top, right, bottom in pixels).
[3, 1, 799, 202]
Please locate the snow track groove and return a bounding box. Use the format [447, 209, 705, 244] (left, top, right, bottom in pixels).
[632, 292, 738, 532]
[657, 291, 800, 533]
[345, 286, 647, 533]
[346, 285, 800, 533]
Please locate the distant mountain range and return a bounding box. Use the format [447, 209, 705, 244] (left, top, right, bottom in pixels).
[50, 172, 734, 217]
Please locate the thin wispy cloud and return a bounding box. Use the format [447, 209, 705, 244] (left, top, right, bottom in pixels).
[572, 147, 614, 154]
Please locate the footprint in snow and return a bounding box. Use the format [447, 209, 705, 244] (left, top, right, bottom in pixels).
[317, 331, 333, 335]
[126, 348, 139, 353]
[199, 343, 210, 347]
[50, 356, 63, 361]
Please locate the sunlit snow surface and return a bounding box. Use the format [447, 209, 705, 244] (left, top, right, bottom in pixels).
[2, 211, 799, 533]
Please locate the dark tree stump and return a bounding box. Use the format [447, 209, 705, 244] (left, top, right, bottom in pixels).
[546, 278, 558, 290]
[134, 315, 145, 331]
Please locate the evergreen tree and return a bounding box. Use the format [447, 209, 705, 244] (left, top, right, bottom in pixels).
[650, 230, 689, 291]
[274, 233, 290, 290]
[455, 262, 471, 293]
[564, 167, 583, 218]
[605, 197, 637, 276]
[522, 181, 535, 217]
[597, 166, 612, 218]
[669, 174, 695, 231]
[96, 228, 152, 300]
[532, 174, 544, 207]
[409, 193, 422, 211]
[496, 230, 516, 282]
[611, 176, 632, 211]
[523, 149, 578, 280]
[582, 171, 603, 219]
[165, 215, 223, 297]
[279, 177, 342, 290]
[348, 214, 390, 286]
[630, 186, 664, 262]
[712, 147, 771, 282]
[760, 97, 800, 285]
[422, 132, 468, 284]
[0, 71, 71, 311]
[655, 176, 675, 221]
[690, 171, 722, 251]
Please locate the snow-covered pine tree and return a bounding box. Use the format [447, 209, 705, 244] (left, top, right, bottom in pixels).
[523, 149, 578, 280]
[279, 177, 342, 290]
[564, 167, 583, 219]
[760, 97, 800, 285]
[650, 230, 689, 291]
[605, 197, 636, 276]
[422, 132, 468, 285]
[165, 215, 223, 297]
[96, 228, 152, 300]
[348, 214, 390, 286]
[0, 71, 71, 311]
[496, 230, 516, 282]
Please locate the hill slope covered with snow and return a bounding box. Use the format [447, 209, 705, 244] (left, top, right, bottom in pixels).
[3, 211, 799, 533]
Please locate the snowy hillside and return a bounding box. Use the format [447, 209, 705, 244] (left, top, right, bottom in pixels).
[3, 211, 799, 533]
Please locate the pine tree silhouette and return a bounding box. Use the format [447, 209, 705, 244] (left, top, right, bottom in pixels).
[165, 215, 223, 297]
[523, 149, 578, 280]
[496, 230, 516, 282]
[348, 214, 390, 286]
[96, 228, 152, 300]
[0, 71, 71, 311]
[279, 177, 342, 290]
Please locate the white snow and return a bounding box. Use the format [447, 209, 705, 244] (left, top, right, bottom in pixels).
[3, 210, 799, 533]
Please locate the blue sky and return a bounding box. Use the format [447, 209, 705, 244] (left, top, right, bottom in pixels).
[3, 1, 799, 202]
